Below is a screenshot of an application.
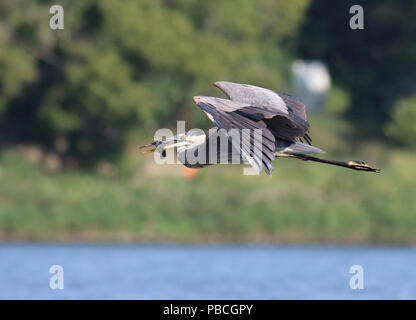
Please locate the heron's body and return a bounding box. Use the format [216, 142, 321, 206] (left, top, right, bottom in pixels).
[177, 128, 323, 171]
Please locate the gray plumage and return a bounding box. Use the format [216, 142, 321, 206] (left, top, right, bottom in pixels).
[190, 81, 320, 175]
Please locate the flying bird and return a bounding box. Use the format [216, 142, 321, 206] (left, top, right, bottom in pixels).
[140, 81, 380, 175]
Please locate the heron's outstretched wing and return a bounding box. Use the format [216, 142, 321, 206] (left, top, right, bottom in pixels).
[193, 96, 275, 175]
[213, 81, 311, 144]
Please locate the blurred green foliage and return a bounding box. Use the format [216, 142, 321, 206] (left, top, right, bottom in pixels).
[1, 115, 415, 243]
[386, 96, 416, 148]
[0, 0, 309, 165]
[326, 86, 350, 116]
[1, 0, 415, 166]
[0, 0, 415, 243]
[297, 0, 416, 134]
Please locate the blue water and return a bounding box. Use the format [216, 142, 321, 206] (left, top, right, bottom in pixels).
[0, 244, 415, 299]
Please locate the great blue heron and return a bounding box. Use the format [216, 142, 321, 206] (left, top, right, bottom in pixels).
[140, 81, 380, 175]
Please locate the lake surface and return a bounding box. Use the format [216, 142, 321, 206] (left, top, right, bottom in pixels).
[0, 244, 415, 299]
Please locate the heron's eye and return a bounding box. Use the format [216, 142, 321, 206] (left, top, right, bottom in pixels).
[161, 150, 167, 157]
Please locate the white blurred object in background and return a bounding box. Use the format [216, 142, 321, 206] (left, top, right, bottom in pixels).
[292, 60, 331, 111]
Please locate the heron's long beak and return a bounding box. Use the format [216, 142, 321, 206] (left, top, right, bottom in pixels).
[139, 135, 186, 155]
[139, 140, 160, 154]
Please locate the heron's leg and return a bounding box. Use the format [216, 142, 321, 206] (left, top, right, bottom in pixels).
[275, 153, 380, 173]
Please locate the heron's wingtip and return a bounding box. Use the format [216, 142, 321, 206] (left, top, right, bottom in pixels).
[212, 81, 229, 91]
[193, 96, 201, 104]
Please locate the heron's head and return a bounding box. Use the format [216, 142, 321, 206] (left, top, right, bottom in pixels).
[139, 130, 206, 156]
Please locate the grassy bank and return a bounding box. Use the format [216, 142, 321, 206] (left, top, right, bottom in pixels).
[1, 115, 415, 244]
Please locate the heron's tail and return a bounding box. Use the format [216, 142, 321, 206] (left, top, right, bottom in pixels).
[276, 153, 380, 173]
[275, 141, 325, 155]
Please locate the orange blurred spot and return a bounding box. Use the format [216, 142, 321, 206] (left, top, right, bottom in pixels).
[183, 167, 199, 179]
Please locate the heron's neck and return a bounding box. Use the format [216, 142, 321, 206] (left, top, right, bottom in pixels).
[177, 134, 207, 153]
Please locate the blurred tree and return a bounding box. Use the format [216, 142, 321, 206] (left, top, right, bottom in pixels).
[326, 86, 350, 116]
[0, 0, 310, 165]
[296, 0, 416, 137]
[385, 96, 416, 148]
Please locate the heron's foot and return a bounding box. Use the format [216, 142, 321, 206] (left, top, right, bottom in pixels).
[347, 160, 380, 173]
